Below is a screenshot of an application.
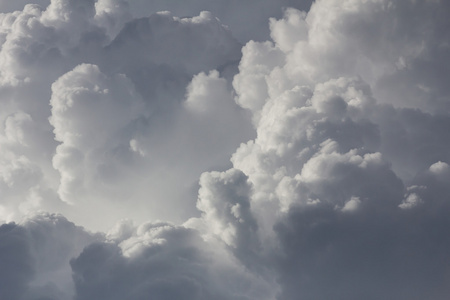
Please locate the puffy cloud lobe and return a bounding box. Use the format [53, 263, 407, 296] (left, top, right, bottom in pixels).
[232, 40, 285, 118]
[185, 70, 232, 115]
[0, 154, 42, 192]
[429, 161, 450, 179]
[0, 214, 275, 300]
[0, 4, 54, 85]
[94, 0, 132, 38]
[398, 192, 423, 210]
[0, 111, 59, 223]
[231, 77, 385, 215]
[49, 63, 144, 204]
[195, 169, 261, 268]
[271, 158, 450, 300]
[0, 0, 130, 224]
[3, 112, 33, 146]
[0, 0, 108, 86]
[42, 0, 96, 25]
[71, 220, 276, 300]
[231, 1, 450, 196]
[50, 64, 142, 148]
[234, 0, 450, 113]
[296, 141, 403, 212]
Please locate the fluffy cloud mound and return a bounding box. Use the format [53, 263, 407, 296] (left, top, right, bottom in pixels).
[0, 0, 251, 228]
[72, 221, 274, 300]
[199, 0, 450, 298]
[0, 214, 275, 300]
[1, 0, 450, 299]
[49, 63, 144, 204]
[0, 213, 98, 300]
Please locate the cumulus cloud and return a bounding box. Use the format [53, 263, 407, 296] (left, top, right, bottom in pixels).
[49, 63, 144, 204]
[0, 213, 99, 300]
[199, 0, 450, 298]
[1, 0, 450, 299]
[0, 0, 254, 229]
[0, 213, 276, 300]
[72, 221, 275, 300]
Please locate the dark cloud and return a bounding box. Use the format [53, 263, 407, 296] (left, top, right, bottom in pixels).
[127, 0, 314, 42]
[0, 223, 34, 300]
[71, 224, 271, 300]
[0, 213, 98, 300]
[274, 201, 450, 300]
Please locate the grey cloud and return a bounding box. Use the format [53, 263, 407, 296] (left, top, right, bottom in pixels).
[0, 0, 252, 229]
[271, 152, 450, 299]
[49, 63, 145, 205]
[202, 1, 450, 299]
[0, 213, 99, 300]
[0, 0, 50, 14]
[195, 168, 261, 269]
[0, 223, 33, 300]
[1, 0, 450, 299]
[101, 10, 242, 115]
[274, 201, 450, 300]
[126, 0, 314, 42]
[71, 222, 275, 300]
[0, 214, 275, 300]
[374, 105, 450, 180]
[105, 11, 241, 75]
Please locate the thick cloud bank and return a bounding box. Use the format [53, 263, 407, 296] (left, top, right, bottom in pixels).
[0, 0, 251, 228]
[1, 0, 450, 299]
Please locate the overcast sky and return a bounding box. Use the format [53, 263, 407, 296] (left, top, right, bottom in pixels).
[1, 0, 450, 299]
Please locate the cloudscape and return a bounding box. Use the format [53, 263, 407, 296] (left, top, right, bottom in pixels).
[1, 0, 450, 299]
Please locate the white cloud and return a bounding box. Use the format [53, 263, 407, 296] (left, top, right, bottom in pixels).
[429, 161, 450, 178]
[49, 63, 144, 204]
[1, 0, 450, 299]
[341, 196, 361, 212]
[399, 193, 423, 209]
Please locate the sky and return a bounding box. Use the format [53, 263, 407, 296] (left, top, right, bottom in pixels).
[0, 0, 450, 299]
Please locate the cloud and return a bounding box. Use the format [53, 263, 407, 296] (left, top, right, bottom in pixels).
[0, 0, 50, 14]
[197, 0, 450, 298]
[0, 213, 276, 300]
[126, 0, 314, 43]
[49, 63, 145, 204]
[0, 0, 252, 229]
[0, 213, 99, 300]
[72, 221, 275, 300]
[0, 222, 33, 300]
[1, 0, 450, 299]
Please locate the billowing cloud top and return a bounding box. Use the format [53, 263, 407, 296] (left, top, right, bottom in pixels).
[1, 0, 450, 299]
